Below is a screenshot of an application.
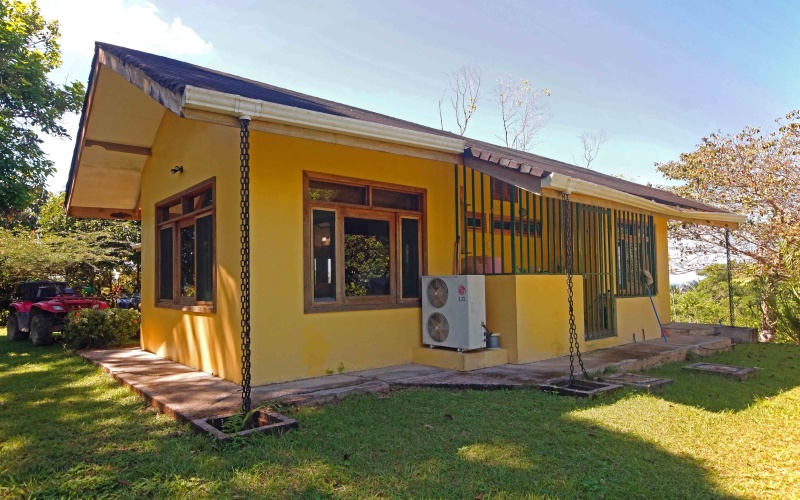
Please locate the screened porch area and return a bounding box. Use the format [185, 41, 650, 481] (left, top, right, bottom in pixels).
[453, 164, 658, 342]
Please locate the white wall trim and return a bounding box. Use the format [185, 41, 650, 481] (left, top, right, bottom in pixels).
[543, 173, 746, 227]
[181, 86, 466, 154]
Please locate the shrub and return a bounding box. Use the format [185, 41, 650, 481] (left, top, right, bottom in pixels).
[62, 308, 141, 349]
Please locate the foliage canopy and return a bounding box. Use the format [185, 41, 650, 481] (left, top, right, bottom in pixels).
[658, 110, 800, 340]
[0, 0, 84, 217]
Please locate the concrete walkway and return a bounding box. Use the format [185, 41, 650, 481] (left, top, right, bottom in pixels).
[80, 334, 731, 423]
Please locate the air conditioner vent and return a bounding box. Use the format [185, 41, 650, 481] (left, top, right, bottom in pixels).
[426, 312, 450, 342]
[426, 278, 448, 308]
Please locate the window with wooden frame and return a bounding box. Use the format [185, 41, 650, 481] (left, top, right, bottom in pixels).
[304, 172, 426, 313]
[156, 179, 215, 312]
[466, 212, 541, 238]
[492, 217, 542, 237]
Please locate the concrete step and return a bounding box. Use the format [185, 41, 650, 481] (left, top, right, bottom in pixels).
[663, 322, 758, 343]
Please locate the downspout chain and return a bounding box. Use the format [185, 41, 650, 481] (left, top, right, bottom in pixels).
[239, 117, 252, 412]
[562, 191, 589, 385]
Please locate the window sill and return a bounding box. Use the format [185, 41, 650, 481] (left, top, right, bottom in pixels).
[305, 300, 420, 314]
[156, 301, 215, 314]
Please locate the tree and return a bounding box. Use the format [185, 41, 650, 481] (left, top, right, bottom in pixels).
[0, 226, 117, 320]
[439, 64, 482, 136]
[36, 192, 141, 290]
[493, 76, 551, 152]
[575, 130, 610, 169]
[0, 191, 141, 323]
[657, 110, 800, 341]
[670, 263, 760, 329]
[0, 0, 85, 218]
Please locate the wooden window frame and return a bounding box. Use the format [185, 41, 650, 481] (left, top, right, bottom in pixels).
[303, 171, 427, 313]
[155, 178, 216, 313]
[491, 216, 542, 238]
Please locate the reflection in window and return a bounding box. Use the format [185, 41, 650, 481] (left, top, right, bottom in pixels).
[180, 226, 195, 297]
[372, 189, 421, 211]
[313, 210, 336, 301]
[401, 218, 420, 299]
[196, 215, 213, 302]
[344, 217, 390, 296]
[159, 227, 173, 300]
[308, 180, 367, 205]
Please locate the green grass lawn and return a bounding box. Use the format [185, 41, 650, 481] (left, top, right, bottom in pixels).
[1, 328, 799, 499]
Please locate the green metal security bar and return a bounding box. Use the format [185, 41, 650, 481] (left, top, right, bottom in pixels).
[576, 205, 615, 340]
[455, 165, 626, 340]
[613, 211, 657, 298]
[454, 165, 566, 276]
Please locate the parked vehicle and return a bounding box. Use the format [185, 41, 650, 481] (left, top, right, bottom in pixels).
[6, 281, 108, 346]
[116, 292, 141, 310]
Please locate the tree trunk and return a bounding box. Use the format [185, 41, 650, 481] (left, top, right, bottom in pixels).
[760, 297, 777, 342]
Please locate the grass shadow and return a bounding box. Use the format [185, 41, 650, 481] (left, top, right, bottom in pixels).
[3, 332, 798, 497]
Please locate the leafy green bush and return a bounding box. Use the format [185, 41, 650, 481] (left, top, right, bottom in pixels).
[62, 308, 140, 349]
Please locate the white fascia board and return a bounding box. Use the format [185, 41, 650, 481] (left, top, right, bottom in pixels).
[181, 86, 466, 154]
[543, 173, 747, 226]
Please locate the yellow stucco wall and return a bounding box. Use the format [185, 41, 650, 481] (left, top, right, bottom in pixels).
[246, 130, 456, 385]
[137, 113, 672, 385]
[139, 113, 243, 382]
[486, 274, 586, 364]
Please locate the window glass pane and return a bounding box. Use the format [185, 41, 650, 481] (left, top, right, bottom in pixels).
[401, 218, 420, 299]
[159, 227, 173, 299]
[313, 210, 336, 302]
[196, 215, 213, 302]
[372, 189, 421, 211]
[180, 225, 196, 298]
[159, 202, 182, 222]
[188, 189, 213, 213]
[309, 180, 367, 205]
[344, 217, 390, 296]
[493, 219, 512, 232]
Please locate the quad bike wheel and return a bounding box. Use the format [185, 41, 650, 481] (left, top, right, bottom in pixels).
[7, 313, 30, 341]
[29, 311, 54, 346]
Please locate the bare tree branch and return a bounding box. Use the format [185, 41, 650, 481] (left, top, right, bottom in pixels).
[443, 64, 482, 136]
[493, 76, 551, 151]
[577, 130, 610, 169]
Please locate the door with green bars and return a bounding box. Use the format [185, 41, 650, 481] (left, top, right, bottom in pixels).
[575, 205, 616, 340]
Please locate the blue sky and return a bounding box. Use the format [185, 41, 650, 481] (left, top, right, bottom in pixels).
[39, 0, 800, 279]
[41, 0, 800, 190]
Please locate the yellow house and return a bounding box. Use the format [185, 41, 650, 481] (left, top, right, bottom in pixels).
[65, 43, 745, 386]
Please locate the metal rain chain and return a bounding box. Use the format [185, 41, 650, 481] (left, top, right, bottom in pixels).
[561, 191, 589, 386]
[239, 116, 252, 412]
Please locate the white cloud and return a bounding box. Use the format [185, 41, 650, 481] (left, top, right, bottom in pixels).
[37, 0, 212, 191]
[40, 0, 212, 57]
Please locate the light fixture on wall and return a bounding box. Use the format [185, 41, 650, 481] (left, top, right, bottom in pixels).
[170, 165, 184, 174]
[321, 236, 329, 244]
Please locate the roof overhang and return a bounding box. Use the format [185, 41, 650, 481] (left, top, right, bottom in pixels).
[462, 147, 546, 195]
[65, 47, 169, 220]
[181, 86, 466, 154]
[65, 43, 744, 229]
[543, 173, 746, 229]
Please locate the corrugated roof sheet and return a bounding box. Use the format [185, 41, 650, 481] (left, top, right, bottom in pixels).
[94, 42, 727, 214]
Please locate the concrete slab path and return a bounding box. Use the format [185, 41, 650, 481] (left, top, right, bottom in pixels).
[80, 334, 732, 423]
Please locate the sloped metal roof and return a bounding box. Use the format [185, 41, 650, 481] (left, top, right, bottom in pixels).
[70, 42, 729, 215]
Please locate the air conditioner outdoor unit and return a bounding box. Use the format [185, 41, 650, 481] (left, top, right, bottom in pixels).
[421, 275, 486, 351]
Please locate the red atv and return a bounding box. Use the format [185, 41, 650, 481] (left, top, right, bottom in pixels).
[7, 281, 108, 346]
